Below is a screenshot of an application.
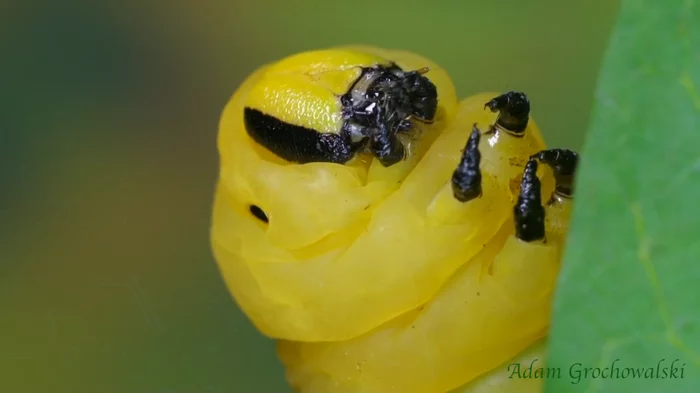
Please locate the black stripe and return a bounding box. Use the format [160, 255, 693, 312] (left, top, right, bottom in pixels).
[243, 107, 358, 164]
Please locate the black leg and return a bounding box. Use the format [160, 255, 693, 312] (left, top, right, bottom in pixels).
[369, 125, 405, 167]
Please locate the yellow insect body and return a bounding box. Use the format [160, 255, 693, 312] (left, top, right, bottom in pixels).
[210, 46, 574, 393]
[244, 50, 385, 135]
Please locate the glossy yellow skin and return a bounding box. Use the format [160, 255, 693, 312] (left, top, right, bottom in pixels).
[448, 339, 548, 393]
[245, 47, 458, 138]
[213, 47, 459, 342]
[210, 46, 571, 393]
[245, 50, 382, 135]
[275, 94, 567, 393]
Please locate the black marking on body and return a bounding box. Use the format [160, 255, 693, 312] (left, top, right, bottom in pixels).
[452, 124, 482, 202]
[514, 158, 546, 242]
[243, 107, 358, 164]
[249, 204, 269, 223]
[485, 92, 530, 134]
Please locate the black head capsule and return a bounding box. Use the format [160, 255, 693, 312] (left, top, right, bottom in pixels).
[514, 158, 546, 242]
[451, 124, 482, 202]
[533, 148, 579, 198]
[485, 92, 531, 134]
[341, 64, 439, 167]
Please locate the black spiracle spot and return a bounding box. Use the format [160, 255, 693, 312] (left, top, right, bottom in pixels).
[249, 204, 269, 223]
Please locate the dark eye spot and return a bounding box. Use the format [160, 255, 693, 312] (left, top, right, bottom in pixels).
[249, 204, 269, 223]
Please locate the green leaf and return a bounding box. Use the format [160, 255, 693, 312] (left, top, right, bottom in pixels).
[544, 0, 700, 392]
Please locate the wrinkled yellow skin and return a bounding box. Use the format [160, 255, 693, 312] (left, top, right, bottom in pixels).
[210, 46, 572, 393]
[245, 50, 383, 135]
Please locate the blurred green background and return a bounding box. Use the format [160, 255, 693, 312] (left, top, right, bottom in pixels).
[2, 1, 619, 392]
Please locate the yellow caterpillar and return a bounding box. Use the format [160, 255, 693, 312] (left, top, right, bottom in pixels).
[210, 45, 578, 393]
